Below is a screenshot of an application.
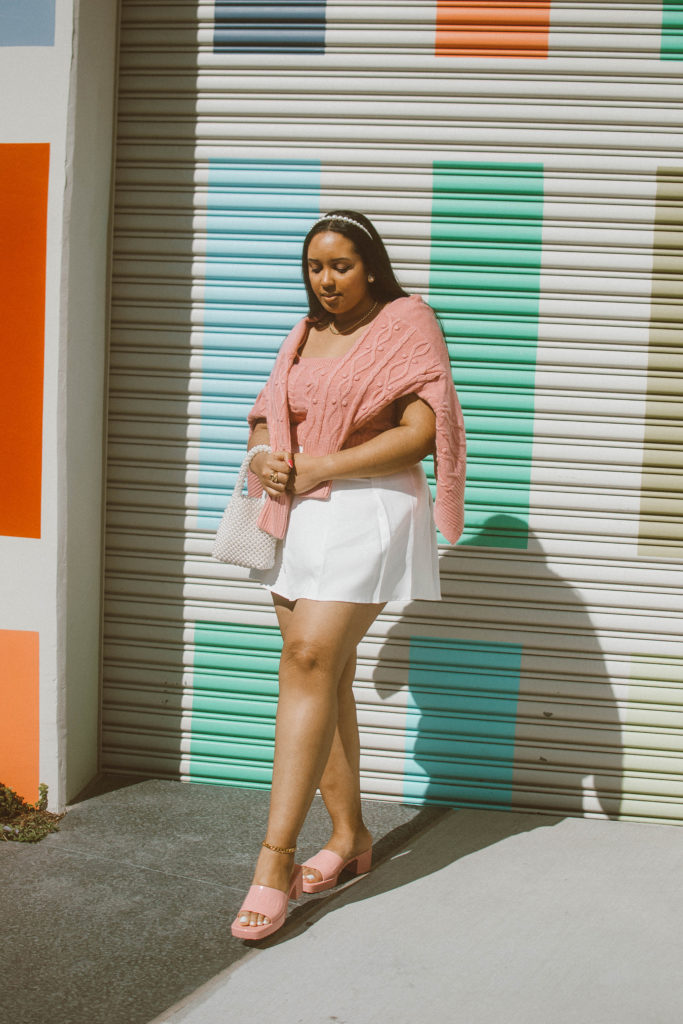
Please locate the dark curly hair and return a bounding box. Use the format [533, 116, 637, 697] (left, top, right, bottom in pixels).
[302, 210, 409, 321]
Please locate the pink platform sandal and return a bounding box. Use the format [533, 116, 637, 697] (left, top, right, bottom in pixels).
[301, 847, 373, 894]
[231, 842, 303, 941]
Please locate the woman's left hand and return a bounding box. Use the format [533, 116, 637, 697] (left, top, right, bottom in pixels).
[287, 453, 327, 495]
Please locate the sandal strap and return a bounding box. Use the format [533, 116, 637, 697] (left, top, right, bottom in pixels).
[302, 849, 345, 877]
[237, 883, 288, 921]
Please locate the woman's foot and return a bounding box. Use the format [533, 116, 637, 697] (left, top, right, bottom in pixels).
[231, 861, 303, 940]
[302, 826, 372, 890]
[236, 843, 297, 930]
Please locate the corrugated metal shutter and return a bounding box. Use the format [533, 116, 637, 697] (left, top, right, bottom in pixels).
[103, 1, 683, 824]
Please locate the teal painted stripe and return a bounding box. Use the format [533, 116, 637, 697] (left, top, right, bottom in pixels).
[404, 637, 522, 808]
[198, 158, 320, 527]
[0, 0, 54, 45]
[190, 622, 283, 786]
[662, 1, 683, 58]
[429, 162, 544, 550]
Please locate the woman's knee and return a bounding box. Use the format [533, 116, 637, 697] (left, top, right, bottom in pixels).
[280, 636, 335, 678]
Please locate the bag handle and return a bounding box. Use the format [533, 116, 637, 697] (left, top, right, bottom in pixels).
[232, 444, 272, 499]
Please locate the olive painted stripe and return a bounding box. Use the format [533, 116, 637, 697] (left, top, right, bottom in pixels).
[429, 162, 544, 550]
[661, 0, 683, 59]
[638, 167, 683, 557]
[190, 622, 282, 787]
[619, 654, 683, 819]
[0, 0, 55, 46]
[197, 158, 320, 528]
[214, 2, 326, 53]
[404, 637, 522, 808]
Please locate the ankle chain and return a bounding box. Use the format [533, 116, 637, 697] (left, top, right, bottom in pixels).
[262, 840, 296, 855]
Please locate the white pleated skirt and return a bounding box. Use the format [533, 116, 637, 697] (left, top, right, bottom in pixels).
[250, 464, 440, 603]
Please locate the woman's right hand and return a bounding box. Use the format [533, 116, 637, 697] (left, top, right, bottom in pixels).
[250, 449, 293, 498]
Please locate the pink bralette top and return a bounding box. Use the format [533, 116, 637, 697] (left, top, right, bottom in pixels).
[288, 356, 397, 452]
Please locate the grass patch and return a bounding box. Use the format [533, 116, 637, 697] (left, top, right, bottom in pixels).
[0, 784, 65, 843]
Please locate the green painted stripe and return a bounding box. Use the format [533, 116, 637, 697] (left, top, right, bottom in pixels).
[190, 622, 282, 787]
[639, 167, 683, 557]
[661, 1, 683, 59]
[429, 163, 544, 549]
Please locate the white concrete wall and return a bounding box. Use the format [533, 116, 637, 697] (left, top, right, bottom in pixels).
[0, 0, 118, 809]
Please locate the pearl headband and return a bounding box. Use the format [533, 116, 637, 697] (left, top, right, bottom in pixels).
[314, 213, 373, 239]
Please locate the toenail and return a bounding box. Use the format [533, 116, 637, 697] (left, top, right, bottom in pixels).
[240, 915, 249, 923]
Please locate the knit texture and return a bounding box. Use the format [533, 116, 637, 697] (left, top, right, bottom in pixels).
[247, 295, 467, 543]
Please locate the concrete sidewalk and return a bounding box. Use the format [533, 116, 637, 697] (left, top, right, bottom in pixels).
[3, 777, 683, 1024]
[154, 807, 683, 1024]
[0, 776, 442, 1024]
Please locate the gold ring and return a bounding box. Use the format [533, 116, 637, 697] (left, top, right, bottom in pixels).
[270, 472, 278, 483]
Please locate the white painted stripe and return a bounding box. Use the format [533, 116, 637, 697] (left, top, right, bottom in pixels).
[530, 174, 656, 562]
[549, 2, 665, 59]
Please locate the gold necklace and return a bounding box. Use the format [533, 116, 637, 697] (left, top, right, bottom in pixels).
[328, 301, 379, 335]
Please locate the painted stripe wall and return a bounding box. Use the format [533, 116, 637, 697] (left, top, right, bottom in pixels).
[214, 2, 327, 53]
[662, 0, 683, 58]
[198, 159, 320, 519]
[208, 3, 683, 59]
[430, 162, 543, 548]
[0, 631, 39, 800]
[0, 144, 49, 539]
[103, 1, 683, 824]
[0, 0, 54, 808]
[639, 168, 683, 557]
[435, 1, 552, 58]
[1, 0, 118, 808]
[0, 141, 48, 800]
[0, 0, 55, 46]
[405, 638, 522, 806]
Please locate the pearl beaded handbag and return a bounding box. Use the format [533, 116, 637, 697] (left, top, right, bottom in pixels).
[212, 445, 278, 570]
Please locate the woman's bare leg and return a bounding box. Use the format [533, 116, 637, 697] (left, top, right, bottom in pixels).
[302, 653, 372, 885]
[239, 596, 383, 928]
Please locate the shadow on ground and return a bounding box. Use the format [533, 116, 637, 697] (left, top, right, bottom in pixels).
[0, 777, 448, 1024]
[274, 805, 562, 945]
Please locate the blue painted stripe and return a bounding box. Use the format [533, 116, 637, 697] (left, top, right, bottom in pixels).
[0, 0, 55, 45]
[405, 637, 522, 808]
[198, 158, 320, 525]
[214, 2, 326, 53]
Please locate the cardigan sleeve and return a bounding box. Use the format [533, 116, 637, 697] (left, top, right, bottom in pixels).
[245, 386, 269, 497]
[411, 304, 466, 544]
[247, 385, 268, 431]
[417, 377, 466, 544]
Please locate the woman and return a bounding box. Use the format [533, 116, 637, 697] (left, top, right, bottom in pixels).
[231, 210, 466, 940]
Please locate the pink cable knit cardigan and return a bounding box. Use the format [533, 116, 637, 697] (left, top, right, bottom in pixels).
[247, 294, 467, 544]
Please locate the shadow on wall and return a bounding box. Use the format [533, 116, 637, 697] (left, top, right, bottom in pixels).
[372, 513, 623, 822]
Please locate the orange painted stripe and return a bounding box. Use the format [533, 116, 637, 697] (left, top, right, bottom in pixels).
[0, 630, 40, 803]
[436, 2, 551, 58]
[0, 144, 50, 539]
